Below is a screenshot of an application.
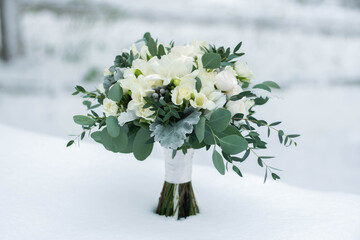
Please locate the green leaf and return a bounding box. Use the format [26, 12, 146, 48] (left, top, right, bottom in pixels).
[257, 158, 263, 167]
[195, 77, 202, 92]
[157, 44, 166, 57]
[232, 165, 243, 177]
[263, 81, 280, 89]
[271, 173, 280, 180]
[73, 115, 95, 126]
[90, 131, 102, 144]
[108, 83, 123, 102]
[264, 169, 268, 183]
[106, 116, 121, 137]
[212, 150, 225, 175]
[254, 97, 269, 105]
[75, 85, 85, 92]
[101, 127, 128, 153]
[220, 135, 248, 155]
[288, 134, 300, 138]
[270, 121, 281, 126]
[133, 128, 153, 161]
[148, 37, 157, 57]
[253, 84, 271, 92]
[202, 53, 221, 69]
[66, 140, 74, 147]
[230, 91, 256, 101]
[233, 42, 242, 53]
[195, 116, 205, 143]
[278, 130, 284, 144]
[208, 108, 231, 132]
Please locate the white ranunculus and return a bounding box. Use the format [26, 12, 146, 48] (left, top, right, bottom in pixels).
[190, 92, 216, 110]
[103, 98, 119, 117]
[226, 85, 243, 97]
[235, 62, 253, 81]
[215, 66, 238, 91]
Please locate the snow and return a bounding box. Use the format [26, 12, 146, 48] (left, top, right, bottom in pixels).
[1, 124, 360, 240]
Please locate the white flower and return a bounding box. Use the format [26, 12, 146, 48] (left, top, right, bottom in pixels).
[226, 99, 254, 117]
[104, 68, 112, 76]
[226, 85, 242, 97]
[103, 98, 119, 117]
[235, 62, 253, 81]
[98, 83, 105, 94]
[128, 100, 154, 121]
[150, 53, 195, 85]
[215, 66, 238, 91]
[171, 77, 196, 105]
[190, 92, 216, 110]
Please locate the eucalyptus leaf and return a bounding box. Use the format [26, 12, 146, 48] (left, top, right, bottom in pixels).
[106, 116, 121, 137]
[90, 131, 102, 144]
[73, 115, 95, 126]
[202, 53, 221, 69]
[133, 128, 153, 160]
[208, 108, 231, 132]
[212, 149, 225, 175]
[108, 83, 123, 102]
[195, 116, 205, 143]
[101, 127, 128, 153]
[220, 135, 248, 155]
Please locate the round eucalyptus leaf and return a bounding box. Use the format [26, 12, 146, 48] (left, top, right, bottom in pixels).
[220, 135, 248, 155]
[106, 116, 120, 137]
[208, 108, 231, 132]
[108, 83, 123, 102]
[90, 131, 102, 144]
[133, 128, 153, 161]
[101, 127, 128, 153]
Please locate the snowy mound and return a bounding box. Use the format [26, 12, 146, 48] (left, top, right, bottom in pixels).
[1, 125, 359, 240]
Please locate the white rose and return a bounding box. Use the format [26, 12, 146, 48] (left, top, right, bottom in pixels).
[103, 98, 119, 117]
[226, 85, 243, 97]
[215, 66, 238, 91]
[235, 62, 253, 81]
[171, 84, 195, 105]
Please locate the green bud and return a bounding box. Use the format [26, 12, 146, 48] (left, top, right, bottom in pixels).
[173, 78, 181, 86]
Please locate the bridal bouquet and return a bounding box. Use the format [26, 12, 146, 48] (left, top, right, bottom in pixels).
[68, 33, 299, 219]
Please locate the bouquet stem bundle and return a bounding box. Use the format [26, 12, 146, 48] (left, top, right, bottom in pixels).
[156, 181, 199, 219]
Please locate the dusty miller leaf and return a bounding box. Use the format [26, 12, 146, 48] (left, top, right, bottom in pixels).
[149, 108, 201, 150]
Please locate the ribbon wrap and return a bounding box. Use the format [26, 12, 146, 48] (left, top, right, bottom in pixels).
[164, 148, 194, 184]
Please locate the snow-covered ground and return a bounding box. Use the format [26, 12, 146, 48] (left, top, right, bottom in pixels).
[1, 125, 359, 240]
[0, 1, 360, 238]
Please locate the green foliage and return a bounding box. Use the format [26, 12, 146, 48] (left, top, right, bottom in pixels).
[194, 116, 205, 143]
[100, 127, 128, 153]
[108, 83, 123, 102]
[90, 131, 102, 144]
[201, 53, 221, 69]
[220, 135, 248, 155]
[212, 149, 225, 175]
[106, 116, 121, 137]
[133, 128, 154, 161]
[208, 108, 231, 132]
[73, 115, 95, 126]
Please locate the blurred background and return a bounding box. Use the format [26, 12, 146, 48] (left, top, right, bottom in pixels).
[1, 0, 359, 194]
